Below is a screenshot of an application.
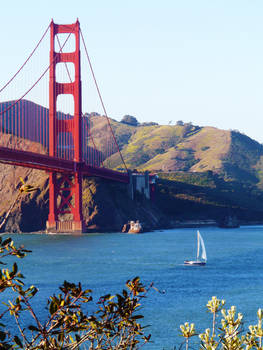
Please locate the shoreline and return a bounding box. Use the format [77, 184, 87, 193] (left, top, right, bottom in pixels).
[3, 220, 263, 235]
[46, 220, 263, 234]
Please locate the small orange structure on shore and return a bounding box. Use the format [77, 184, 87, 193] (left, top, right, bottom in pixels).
[122, 220, 143, 234]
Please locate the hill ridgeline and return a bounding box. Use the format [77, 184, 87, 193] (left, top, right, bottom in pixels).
[1, 104, 263, 232]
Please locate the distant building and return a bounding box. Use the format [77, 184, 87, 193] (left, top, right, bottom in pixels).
[128, 171, 158, 201]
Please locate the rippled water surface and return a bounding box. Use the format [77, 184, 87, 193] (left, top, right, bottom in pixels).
[4, 226, 263, 349]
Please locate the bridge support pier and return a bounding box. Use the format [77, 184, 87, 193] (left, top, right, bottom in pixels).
[46, 171, 85, 234]
[46, 220, 84, 234]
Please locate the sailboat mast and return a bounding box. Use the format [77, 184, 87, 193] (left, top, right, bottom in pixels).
[196, 230, 200, 260]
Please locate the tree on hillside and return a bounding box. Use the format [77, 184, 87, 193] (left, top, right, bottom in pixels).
[121, 115, 139, 126]
[140, 122, 158, 126]
[176, 120, 184, 126]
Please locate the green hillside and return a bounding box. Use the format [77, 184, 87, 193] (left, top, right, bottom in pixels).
[89, 117, 263, 187]
[2, 108, 263, 233]
[156, 171, 263, 223]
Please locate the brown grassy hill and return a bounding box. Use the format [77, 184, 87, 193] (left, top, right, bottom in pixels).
[1, 100, 263, 232]
[2, 99, 261, 184]
[3, 99, 261, 184]
[0, 164, 49, 232]
[0, 166, 166, 233]
[140, 127, 231, 173]
[103, 121, 202, 170]
[95, 119, 263, 185]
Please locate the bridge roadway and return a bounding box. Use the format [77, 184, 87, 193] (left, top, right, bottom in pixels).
[0, 146, 129, 183]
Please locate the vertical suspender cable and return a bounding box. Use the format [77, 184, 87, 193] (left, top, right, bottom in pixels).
[0, 27, 73, 159]
[80, 28, 128, 173]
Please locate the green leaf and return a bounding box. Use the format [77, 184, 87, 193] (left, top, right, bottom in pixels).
[102, 294, 111, 300]
[0, 330, 6, 341]
[12, 262, 18, 274]
[75, 334, 81, 342]
[21, 249, 32, 253]
[2, 238, 12, 246]
[58, 331, 64, 342]
[49, 300, 58, 315]
[132, 315, 144, 319]
[14, 335, 23, 347]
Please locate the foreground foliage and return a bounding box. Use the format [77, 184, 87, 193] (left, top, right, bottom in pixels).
[0, 237, 151, 349]
[180, 296, 263, 350]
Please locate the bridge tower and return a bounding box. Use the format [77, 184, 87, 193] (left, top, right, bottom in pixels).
[46, 20, 84, 234]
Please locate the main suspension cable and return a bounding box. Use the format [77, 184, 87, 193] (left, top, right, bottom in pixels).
[80, 28, 128, 173]
[0, 24, 74, 118]
[0, 23, 51, 94]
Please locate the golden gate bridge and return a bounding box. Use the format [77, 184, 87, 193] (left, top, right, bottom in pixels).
[0, 20, 129, 233]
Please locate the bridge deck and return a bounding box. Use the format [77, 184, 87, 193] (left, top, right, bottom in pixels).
[0, 147, 129, 183]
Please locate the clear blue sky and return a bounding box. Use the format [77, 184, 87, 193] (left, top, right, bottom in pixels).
[1, 1, 263, 142]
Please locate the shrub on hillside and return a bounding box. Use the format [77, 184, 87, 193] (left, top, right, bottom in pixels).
[140, 122, 159, 126]
[121, 115, 139, 126]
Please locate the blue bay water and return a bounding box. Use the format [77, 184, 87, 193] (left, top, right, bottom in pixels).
[3, 226, 263, 349]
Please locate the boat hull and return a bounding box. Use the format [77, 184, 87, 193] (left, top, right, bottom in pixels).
[184, 260, 206, 266]
[122, 221, 143, 234]
[128, 228, 143, 234]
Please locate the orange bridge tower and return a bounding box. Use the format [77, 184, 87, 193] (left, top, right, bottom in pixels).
[46, 20, 84, 233]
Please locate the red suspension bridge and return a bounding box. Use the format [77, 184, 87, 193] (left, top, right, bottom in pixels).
[0, 20, 129, 233]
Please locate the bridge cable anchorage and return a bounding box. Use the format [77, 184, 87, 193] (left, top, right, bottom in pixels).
[0, 23, 51, 94]
[80, 28, 128, 173]
[0, 27, 74, 119]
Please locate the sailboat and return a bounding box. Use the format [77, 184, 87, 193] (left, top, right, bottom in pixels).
[184, 230, 207, 266]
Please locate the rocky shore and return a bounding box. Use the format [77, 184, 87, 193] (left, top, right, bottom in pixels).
[1, 166, 263, 234]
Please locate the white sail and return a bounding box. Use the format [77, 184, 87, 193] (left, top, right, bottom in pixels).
[197, 231, 207, 261]
[184, 230, 207, 265]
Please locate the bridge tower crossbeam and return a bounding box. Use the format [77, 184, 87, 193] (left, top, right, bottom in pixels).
[46, 20, 84, 234]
